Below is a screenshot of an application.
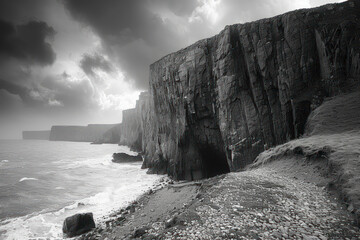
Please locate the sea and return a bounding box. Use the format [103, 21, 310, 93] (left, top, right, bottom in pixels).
[0, 140, 161, 239]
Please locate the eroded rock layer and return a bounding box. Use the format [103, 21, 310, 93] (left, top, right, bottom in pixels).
[140, 1, 360, 180]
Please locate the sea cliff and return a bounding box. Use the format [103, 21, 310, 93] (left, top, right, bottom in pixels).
[117, 0, 360, 180]
[49, 124, 117, 142]
[22, 130, 50, 140]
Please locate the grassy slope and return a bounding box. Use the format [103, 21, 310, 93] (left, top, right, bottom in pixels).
[251, 91, 360, 225]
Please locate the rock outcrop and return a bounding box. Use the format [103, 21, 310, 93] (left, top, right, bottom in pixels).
[137, 1, 360, 180]
[49, 124, 117, 142]
[22, 130, 50, 140]
[117, 92, 151, 152]
[112, 152, 143, 163]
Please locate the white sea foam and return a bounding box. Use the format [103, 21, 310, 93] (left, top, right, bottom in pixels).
[1, 160, 9, 163]
[1, 164, 161, 239]
[19, 177, 38, 182]
[0, 143, 161, 239]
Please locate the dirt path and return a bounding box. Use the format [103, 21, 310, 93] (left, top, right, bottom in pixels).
[80, 165, 360, 240]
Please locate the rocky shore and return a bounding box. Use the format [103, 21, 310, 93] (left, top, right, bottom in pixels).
[76, 159, 360, 240]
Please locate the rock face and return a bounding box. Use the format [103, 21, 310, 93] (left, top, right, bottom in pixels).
[118, 1, 360, 180]
[49, 124, 117, 142]
[62, 213, 95, 237]
[96, 124, 121, 143]
[22, 130, 50, 140]
[118, 92, 151, 152]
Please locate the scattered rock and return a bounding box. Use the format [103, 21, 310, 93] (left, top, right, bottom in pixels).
[165, 215, 185, 228]
[133, 226, 150, 238]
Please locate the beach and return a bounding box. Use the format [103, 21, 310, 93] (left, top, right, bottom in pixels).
[79, 159, 360, 239]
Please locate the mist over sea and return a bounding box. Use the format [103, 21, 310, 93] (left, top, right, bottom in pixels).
[0, 140, 160, 239]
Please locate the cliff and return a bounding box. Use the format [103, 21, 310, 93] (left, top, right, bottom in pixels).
[22, 130, 50, 140]
[118, 92, 150, 152]
[97, 124, 121, 143]
[139, 0, 360, 180]
[49, 124, 117, 142]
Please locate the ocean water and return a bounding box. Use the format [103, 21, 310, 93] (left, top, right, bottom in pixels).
[0, 140, 161, 239]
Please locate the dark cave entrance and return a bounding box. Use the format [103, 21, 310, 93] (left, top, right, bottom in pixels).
[295, 100, 312, 136]
[200, 145, 230, 178]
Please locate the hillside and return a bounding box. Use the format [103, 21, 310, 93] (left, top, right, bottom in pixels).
[252, 91, 360, 226]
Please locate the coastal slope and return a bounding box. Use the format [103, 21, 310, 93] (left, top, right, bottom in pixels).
[252, 90, 360, 227]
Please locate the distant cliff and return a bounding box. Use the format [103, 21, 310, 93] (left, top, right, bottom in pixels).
[49, 124, 117, 142]
[118, 92, 150, 151]
[120, 1, 360, 180]
[22, 130, 50, 140]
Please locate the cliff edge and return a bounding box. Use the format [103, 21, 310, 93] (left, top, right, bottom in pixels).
[139, 0, 360, 180]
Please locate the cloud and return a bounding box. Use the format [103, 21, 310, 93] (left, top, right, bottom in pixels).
[0, 89, 23, 112]
[63, 0, 188, 89]
[0, 78, 39, 106]
[80, 53, 113, 77]
[0, 19, 56, 66]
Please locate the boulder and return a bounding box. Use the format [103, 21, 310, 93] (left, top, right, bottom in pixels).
[112, 152, 142, 163]
[62, 212, 96, 237]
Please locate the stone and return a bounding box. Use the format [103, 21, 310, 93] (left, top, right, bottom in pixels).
[165, 215, 185, 228]
[133, 226, 150, 238]
[62, 212, 96, 237]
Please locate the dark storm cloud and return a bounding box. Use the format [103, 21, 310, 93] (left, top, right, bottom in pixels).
[0, 79, 28, 101]
[0, 19, 56, 66]
[80, 54, 113, 77]
[64, 0, 188, 89]
[0, 0, 49, 23]
[0, 78, 43, 107]
[41, 74, 97, 110]
[153, 0, 199, 16]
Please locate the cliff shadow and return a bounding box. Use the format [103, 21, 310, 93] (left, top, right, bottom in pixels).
[200, 144, 230, 178]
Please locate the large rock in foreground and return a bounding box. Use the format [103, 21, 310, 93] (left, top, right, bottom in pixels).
[63, 213, 95, 237]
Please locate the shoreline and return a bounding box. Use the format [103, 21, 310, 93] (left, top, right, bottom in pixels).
[76, 159, 360, 240]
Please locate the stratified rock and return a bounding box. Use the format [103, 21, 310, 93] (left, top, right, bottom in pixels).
[112, 153, 142, 163]
[62, 212, 95, 237]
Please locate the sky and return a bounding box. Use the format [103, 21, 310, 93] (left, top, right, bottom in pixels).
[0, 0, 345, 139]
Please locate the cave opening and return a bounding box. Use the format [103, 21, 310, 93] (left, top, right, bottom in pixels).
[295, 100, 312, 136]
[200, 145, 230, 178]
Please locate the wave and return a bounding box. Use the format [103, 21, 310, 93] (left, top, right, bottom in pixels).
[19, 177, 38, 182]
[0, 172, 161, 239]
[1, 160, 9, 163]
